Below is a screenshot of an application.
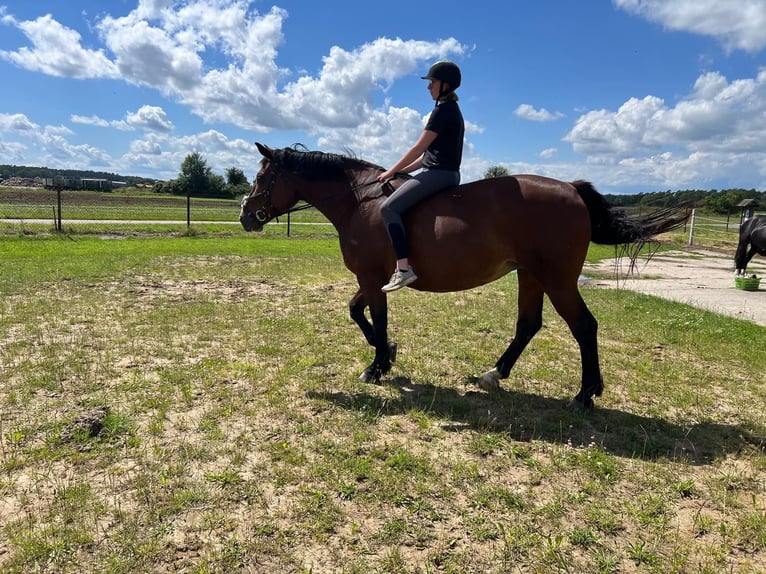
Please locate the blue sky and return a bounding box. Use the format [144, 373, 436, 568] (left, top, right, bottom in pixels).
[2, 0, 766, 194]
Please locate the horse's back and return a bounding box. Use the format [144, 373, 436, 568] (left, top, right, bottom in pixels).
[403, 175, 592, 291]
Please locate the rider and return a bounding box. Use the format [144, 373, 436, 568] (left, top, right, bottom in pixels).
[378, 61, 465, 292]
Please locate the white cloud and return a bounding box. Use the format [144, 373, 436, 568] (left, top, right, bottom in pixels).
[566, 70, 766, 159]
[71, 114, 132, 130]
[70, 105, 174, 132]
[565, 95, 666, 156]
[126, 105, 174, 132]
[0, 112, 38, 132]
[540, 148, 557, 159]
[2, 2, 466, 134]
[514, 104, 564, 122]
[615, 0, 766, 52]
[0, 14, 119, 78]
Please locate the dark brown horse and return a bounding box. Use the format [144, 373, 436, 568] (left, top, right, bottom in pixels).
[240, 143, 688, 410]
[734, 215, 766, 275]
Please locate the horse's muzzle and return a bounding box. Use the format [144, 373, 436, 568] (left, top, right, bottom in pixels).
[239, 212, 263, 232]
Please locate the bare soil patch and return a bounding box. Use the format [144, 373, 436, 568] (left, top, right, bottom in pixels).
[585, 249, 766, 326]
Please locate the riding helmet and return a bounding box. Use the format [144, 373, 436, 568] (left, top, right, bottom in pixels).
[421, 61, 461, 90]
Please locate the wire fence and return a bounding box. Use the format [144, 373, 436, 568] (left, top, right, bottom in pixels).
[0, 186, 332, 236]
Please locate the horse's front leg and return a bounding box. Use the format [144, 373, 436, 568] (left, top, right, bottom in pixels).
[349, 289, 397, 383]
[349, 289, 375, 346]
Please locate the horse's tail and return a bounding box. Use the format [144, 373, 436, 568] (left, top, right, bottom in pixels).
[573, 180, 689, 246]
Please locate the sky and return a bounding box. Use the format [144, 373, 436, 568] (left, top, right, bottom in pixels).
[2, 1, 766, 194]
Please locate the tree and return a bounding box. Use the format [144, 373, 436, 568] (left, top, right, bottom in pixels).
[225, 167, 248, 187]
[154, 152, 232, 198]
[179, 152, 212, 197]
[223, 167, 251, 199]
[483, 165, 510, 179]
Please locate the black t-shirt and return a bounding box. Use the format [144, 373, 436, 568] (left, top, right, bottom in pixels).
[422, 100, 464, 171]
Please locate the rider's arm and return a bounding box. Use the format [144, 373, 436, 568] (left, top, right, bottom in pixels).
[378, 130, 437, 181]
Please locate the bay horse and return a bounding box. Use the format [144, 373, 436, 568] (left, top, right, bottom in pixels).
[734, 215, 766, 275]
[240, 143, 688, 410]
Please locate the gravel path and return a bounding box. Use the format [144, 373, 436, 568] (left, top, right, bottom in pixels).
[584, 249, 766, 326]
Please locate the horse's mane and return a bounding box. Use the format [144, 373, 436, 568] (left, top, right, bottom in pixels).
[266, 144, 410, 201]
[271, 144, 381, 180]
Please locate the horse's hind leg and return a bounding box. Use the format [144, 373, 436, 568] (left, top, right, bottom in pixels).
[546, 286, 603, 411]
[478, 270, 544, 390]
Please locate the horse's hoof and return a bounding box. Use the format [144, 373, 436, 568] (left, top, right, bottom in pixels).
[566, 397, 594, 412]
[359, 367, 381, 385]
[477, 369, 501, 391]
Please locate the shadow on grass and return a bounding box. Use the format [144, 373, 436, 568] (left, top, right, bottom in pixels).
[308, 376, 764, 465]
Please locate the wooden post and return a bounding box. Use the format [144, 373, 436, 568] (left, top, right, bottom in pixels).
[688, 208, 696, 246]
[56, 186, 63, 232]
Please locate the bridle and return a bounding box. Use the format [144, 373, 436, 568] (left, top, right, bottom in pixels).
[240, 165, 312, 224]
[240, 167, 279, 224]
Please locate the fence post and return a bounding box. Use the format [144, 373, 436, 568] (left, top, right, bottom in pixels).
[688, 208, 696, 246]
[186, 188, 191, 228]
[56, 186, 63, 232]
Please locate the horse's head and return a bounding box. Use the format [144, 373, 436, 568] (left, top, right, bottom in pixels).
[240, 143, 299, 232]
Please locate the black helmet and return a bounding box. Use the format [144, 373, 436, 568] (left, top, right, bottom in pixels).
[421, 61, 461, 90]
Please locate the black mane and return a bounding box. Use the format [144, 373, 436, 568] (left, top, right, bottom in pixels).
[271, 144, 383, 183]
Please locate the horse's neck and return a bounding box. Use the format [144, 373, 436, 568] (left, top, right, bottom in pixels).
[299, 179, 360, 230]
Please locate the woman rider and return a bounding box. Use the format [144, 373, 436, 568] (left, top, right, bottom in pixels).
[377, 61, 464, 292]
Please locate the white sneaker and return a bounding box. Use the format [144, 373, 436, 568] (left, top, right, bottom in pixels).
[381, 268, 418, 292]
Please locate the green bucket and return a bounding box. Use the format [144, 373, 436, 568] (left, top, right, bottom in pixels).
[734, 276, 761, 291]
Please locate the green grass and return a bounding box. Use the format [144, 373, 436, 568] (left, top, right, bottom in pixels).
[0, 233, 764, 573]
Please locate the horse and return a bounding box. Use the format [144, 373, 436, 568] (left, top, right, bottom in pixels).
[240, 143, 688, 411]
[734, 215, 766, 275]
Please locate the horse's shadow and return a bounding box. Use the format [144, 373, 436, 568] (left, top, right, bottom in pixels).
[308, 377, 764, 465]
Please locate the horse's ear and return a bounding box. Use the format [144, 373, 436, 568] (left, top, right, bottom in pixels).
[255, 142, 273, 159]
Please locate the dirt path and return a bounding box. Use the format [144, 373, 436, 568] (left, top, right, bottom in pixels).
[584, 249, 766, 327]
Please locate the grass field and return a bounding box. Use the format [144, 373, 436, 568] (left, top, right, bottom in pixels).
[1, 232, 764, 573]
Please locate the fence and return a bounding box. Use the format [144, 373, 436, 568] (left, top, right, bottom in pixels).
[0, 186, 330, 236]
[1, 186, 759, 246]
[684, 208, 757, 251]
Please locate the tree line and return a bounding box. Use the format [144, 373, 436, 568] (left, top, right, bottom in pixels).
[0, 165, 152, 187]
[1, 153, 250, 199]
[483, 166, 764, 214]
